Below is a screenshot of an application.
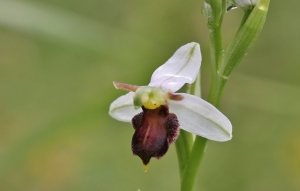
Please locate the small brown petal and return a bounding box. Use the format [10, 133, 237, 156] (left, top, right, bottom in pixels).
[131, 105, 179, 166]
[166, 91, 184, 101]
[113, 81, 140, 92]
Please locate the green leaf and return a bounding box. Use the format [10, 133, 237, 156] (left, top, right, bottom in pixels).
[219, 0, 270, 77]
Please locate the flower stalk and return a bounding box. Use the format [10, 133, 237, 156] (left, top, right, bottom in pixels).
[202, 0, 227, 107]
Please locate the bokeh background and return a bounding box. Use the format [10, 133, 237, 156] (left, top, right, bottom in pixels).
[0, 0, 299, 190]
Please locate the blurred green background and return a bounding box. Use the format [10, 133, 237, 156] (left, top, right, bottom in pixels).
[0, 0, 299, 190]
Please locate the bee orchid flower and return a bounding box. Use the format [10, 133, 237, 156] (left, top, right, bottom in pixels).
[109, 42, 232, 170]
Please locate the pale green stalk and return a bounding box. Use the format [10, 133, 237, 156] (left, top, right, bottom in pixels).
[180, 1, 226, 190]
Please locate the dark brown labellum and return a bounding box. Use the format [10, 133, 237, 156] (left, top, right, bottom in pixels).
[131, 105, 179, 165]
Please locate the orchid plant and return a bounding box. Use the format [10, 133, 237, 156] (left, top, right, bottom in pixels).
[109, 0, 270, 190]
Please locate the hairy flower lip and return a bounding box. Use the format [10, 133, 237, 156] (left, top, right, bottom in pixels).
[131, 106, 179, 167]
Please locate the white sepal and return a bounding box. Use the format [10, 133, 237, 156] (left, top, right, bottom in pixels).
[109, 92, 142, 122]
[149, 42, 201, 92]
[169, 93, 232, 142]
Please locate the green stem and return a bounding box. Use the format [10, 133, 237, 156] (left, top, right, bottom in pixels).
[206, 0, 226, 71]
[209, 24, 223, 72]
[179, 1, 227, 190]
[207, 74, 227, 106]
[207, 0, 227, 107]
[180, 136, 208, 191]
[175, 130, 193, 180]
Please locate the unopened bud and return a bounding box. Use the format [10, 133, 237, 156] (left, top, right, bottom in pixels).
[234, 0, 258, 9]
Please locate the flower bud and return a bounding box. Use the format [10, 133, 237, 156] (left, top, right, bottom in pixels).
[234, 0, 258, 9]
